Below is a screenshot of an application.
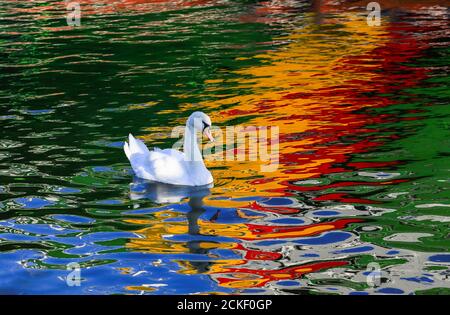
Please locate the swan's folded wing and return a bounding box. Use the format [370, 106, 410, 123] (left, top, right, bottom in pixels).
[125, 143, 187, 185]
[159, 148, 185, 160]
[146, 150, 188, 185]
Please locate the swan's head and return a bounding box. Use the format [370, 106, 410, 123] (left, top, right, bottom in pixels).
[187, 111, 215, 142]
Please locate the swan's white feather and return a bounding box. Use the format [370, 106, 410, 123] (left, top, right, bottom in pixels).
[124, 133, 213, 186]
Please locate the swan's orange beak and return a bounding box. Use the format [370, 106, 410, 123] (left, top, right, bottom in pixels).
[203, 127, 215, 142]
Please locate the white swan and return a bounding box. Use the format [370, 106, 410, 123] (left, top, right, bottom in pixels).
[124, 111, 215, 186]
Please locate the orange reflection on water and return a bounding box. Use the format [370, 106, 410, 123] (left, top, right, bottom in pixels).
[124, 7, 441, 291]
[212, 260, 349, 289]
[126, 209, 361, 287]
[172, 15, 392, 200]
[157, 12, 433, 206]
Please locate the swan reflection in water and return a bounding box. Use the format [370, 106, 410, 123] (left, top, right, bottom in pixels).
[129, 177, 215, 273]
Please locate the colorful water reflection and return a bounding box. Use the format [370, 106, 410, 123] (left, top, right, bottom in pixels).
[0, 1, 449, 294]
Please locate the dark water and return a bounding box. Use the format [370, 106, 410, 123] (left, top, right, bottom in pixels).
[0, 0, 449, 294]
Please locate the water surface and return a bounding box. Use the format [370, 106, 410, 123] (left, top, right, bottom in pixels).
[0, 0, 449, 294]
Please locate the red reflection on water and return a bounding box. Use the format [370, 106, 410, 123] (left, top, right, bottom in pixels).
[219, 16, 436, 205]
[244, 201, 303, 215]
[204, 9, 447, 290]
[317, 0, 450, 12]
[234, 243, 282, 261]
[242, 218, 363, 241]
[215, 260, 349, 288]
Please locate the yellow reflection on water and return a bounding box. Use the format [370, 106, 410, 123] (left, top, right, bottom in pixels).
[139, 14, 389, 204]
[125, 14, 390, 292]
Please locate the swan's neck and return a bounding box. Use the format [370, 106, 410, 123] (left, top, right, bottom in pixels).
[183, 125, 203, 162]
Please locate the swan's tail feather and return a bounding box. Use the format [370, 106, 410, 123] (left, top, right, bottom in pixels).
[128, 133, 151, 156]
[123, 141, 131, 160]
[124, 134, 149, 162]
[125, 133, 151, 163]
[124, 134, 155, 180]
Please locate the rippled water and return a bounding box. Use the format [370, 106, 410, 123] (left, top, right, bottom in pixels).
[0, 0, 449, 295]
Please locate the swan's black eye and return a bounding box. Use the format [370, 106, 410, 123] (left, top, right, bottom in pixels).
[202, 121, 210, 131]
